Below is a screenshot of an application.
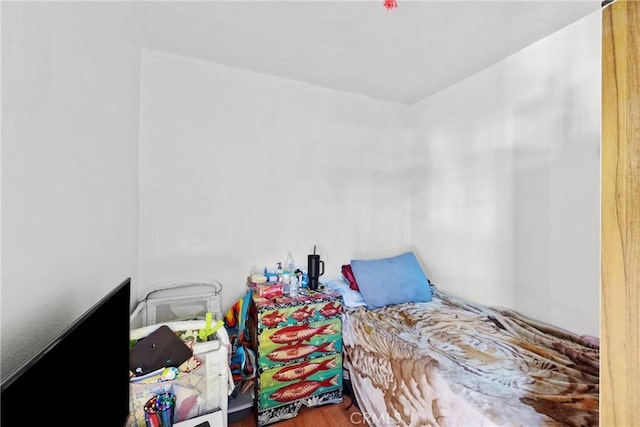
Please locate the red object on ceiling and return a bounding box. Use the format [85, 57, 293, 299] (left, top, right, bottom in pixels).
[384, 0, 397, 11]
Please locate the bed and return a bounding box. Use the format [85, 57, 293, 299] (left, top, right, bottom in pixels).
[326, 254, 599, 427]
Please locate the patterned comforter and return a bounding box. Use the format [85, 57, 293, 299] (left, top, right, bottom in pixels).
[342, 287, 599, 426]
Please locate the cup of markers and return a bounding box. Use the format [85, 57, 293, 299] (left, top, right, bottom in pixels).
[144, 392, 176, 427]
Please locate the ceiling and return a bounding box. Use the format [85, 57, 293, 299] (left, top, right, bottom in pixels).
[136, 1, 601, 105]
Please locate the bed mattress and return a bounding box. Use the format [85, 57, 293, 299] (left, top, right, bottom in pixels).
[341, 287, 599, 426]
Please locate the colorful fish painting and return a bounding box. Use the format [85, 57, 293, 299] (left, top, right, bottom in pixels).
[291, 306, 315, 322]
[273, 357, 338, 382]
[270, 375, 339, 402]
[266, 341, 336, 362]
[261, 309, 288, 328]
[270, 323, 336, 345]
[319, 302, 341, 317]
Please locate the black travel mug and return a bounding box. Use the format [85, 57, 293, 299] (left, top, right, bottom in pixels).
[307, 254, 324, 291]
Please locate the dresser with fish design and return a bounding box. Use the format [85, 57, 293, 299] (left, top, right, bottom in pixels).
[250, 289, 343, 426]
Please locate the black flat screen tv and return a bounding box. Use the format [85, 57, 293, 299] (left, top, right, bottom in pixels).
[1, 277, 131, 426]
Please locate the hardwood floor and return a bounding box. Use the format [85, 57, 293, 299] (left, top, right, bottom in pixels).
[229, 396, 362, 427]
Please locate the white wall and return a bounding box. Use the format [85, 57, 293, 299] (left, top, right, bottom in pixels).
[1, 2, 140, 377]
[409, 12, 601, 336]
[137, 49, 412, 313]
[1, 3, 601, 380]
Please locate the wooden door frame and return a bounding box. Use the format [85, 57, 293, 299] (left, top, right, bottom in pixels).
[601, 1, 640, 425]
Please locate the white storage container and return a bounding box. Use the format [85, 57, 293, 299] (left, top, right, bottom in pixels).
[130, 280, 223, 329]
[128, 280, 232, 427]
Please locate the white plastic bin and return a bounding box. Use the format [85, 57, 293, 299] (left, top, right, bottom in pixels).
[130, 280, 223, 330]
[128, 280, 231, 427]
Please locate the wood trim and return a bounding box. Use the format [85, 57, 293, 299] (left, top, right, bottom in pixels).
[601, 1, 640, 425]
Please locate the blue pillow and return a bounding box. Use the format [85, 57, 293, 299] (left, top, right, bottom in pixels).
[350, 252, 431, 309]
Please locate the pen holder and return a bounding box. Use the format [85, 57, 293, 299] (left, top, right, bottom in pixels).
[144, 392, 175, 427]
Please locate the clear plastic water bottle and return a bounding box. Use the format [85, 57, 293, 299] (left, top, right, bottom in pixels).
[289, 275, 299, 298]
[284, 251, 295, 275]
